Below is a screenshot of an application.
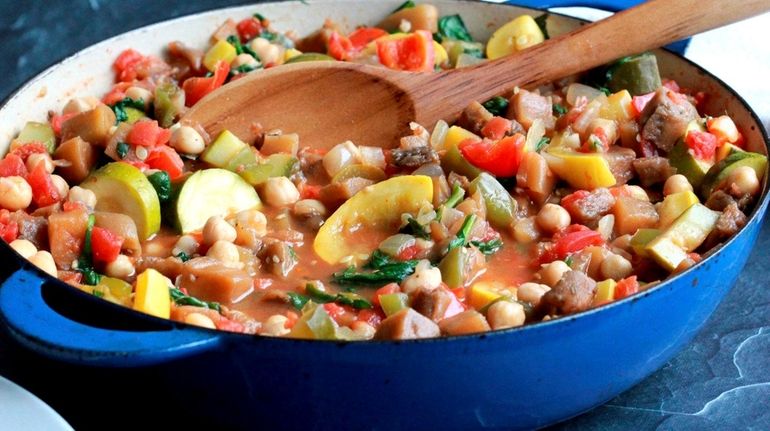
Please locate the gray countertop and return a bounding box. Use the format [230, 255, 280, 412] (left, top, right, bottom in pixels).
[0, 1, 767, 430]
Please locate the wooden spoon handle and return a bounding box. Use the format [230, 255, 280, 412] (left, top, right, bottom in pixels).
[412, 0, 770, 125]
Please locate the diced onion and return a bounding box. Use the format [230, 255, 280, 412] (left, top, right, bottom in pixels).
[565, 83, 604, 106]
[430, 120, 449, 151]
[379, 234, 417, 257]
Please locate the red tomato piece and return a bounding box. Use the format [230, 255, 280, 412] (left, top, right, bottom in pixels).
[91, 227, 124, 264]
[480, 116, 512, 140]
[300, 183, 322, 200]
[327, 31, 355, 61]
[62, 201, 87, 212]
[397, 244, 421, 261]
[113, 49, 145, 81]
[685, 130, 718, 161]
[348, 27, 388, 50]
[216, 317, 245, 333]
[27, 164, 60, 207]
[182, 61, 231, 106]
[0, 154, 28, 178]
[614, 276, 639, 300]
[376, 30, 435, 72]
[356, 308, 383, 328]
[11, 142, 49, 162]
[102, 82, 132, 106]
[50, 112, 78, 136]
[236, 17, 262, 42]
[631, 92, 655, 118]
[126, 120, 172, 147]
[0, 210, 18, 243]
[459, 133, 525, 177]
[550, 226, 604, 261]
[145, 146, 185, 179]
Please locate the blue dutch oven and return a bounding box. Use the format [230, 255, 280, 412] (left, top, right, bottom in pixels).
[0, 1, 764, 429]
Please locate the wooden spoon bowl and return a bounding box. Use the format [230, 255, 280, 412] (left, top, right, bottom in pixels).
[184, 0, 770, 150]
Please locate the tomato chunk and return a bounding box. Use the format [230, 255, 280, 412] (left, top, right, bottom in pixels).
[113, 49, 145, 82]
[685, 130, 718, 161]
[348, 27, 388, 50]
[459, 133, 525, 177]
[327, 31, 355, 61]
[614, 276, 639, 300]
[236, 17, 262, 42]
[376, 30, 435, 72]
[126, 120, 172, 147]
[631, 92, 655, 118]
[27, 163, 60, 207]
[91, 227, 124, 264]
[145, 146, 185, 179]
[480, 116, 512, 140]
[0, 154, 28, 178]
[0, 210, 18, 243]
[183, 61, 231, 106]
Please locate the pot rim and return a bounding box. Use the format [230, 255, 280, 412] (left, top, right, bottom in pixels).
[1, 0, 767, 345]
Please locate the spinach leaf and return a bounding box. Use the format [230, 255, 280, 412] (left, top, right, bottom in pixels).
[147, 171, 171, 203]
[169, 286, 221, 312]
[77, 214, 101, 285]
[111, 97, 145, 124]
[260, 30, 294, 49]
[287, 292, 310, 310]
[534, 14, 550, 40]
[226, 35, 260, 61]
[536, 136, 550, 152]
[471, 238, 503, 255]
[116, 142, 130, 159]
[401, 216, 430, 240]
[436, 15, 473, 43]
[333, 250, 419, 286]
[306, 284, 372, 309]
[482, 96, 509, 117]
[175, 251, 190, 262]
[553, 104, 568, 116]
[447, 214, 476, 252]
[393, 0, 415, 13]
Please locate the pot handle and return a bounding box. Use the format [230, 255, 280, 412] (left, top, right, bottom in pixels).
[506, 0, 690, 54]
[0, 267, 221, 367]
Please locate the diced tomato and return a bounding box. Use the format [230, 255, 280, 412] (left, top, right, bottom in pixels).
[662, 79, 680, 92]
[323, 303, 347, 322]
[300, 183, 322, 200]
[0, 154, 28, 178]
[126, 120, 171, 147]
[102, 82, 132, 106]
[560, 190, 590, 218]
[459, 133, 525, 177]
[182, 61, 231, 106]
[541, 225, 604, 263]
[631, 92, 655, 118]
[685, 130, 718, 161]
[215, 317, 245, 333]
[27, 163, 60, 207]
[376, 30, 435, 72]
[373, 283, 400, 307]
[11, 142, 48, 162]
[113, 49, 145, 80]
[327, 31, 355, 61]
[397, 244, 421, 261]
[0, 210, 18, 243]
[348, 27, 388, 50]
[356, 308, 383, 327]
[614, 276, 639, 300]
[480, 116, 512, 140]
[50, 112, 78, 136]
[145, 146, 185, 180]
[284, 311, 299, 329]
[236, 17, 262, 42]
[91, 227, 124, 264]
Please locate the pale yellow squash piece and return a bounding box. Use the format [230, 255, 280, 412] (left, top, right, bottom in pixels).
[486, 15, 545, 60]
[657, 190, 699, 229]
[543, 148, 617, 189]
[314, 176, 433, 264]
[468, 282, 505, 311]
[203, 39, 237, 72]
[133, 269, 171, 319]
[593, 279, 617, 305]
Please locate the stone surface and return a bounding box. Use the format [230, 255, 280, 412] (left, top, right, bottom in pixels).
[0, 1, 767, 430]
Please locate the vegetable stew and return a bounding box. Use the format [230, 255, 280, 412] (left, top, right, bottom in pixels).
[1, 3, 766, 340]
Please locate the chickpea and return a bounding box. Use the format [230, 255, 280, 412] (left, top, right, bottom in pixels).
[293, 199, 327, 218]
[184, 312, 217, 329]
[536, 204, 571, 234]
[262, 177, 300, 207]
[9, 239, 37, 259]
[172, 234, 199, 258]
[29, 251, 57, 277]
[67, 186, 97, 209]
[207, 240, 241, 266]
[170, 126, 206, 155]
[513, 217, 540, 244]
[0, 176, 33, 210]
[727, 166, 760, 196]
[600, 254, 633, 280]
[401, 260, 442, 294]
[625, 185, 650, 201]
[234, 209, 267, 237]
[663, 174, 693, 196]
[26, 153, 54, 174]
[516, 282, 550, 307]
[249, 38, 282, 65]
[262, 314, 290, 336]
[611, 234, 633, 252]
[50, 175, 69, 200]
[125, 86, 153, 104]
[62, 96, 100, 115]
[538, 261, 571, 287]
[487, 300, 526, 330]
[104, 255, 135, 279]
[202, 215, 237, 245]
[231, 53, 259, 69]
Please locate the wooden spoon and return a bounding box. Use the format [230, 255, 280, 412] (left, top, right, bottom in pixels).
[184, 0, 770, 150]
